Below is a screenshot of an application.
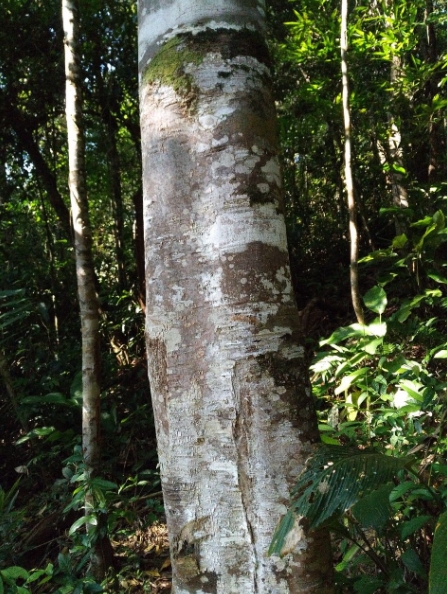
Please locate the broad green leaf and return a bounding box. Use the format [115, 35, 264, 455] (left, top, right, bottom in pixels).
[392, 233, 408, 250]
[362, 338, 383, 355]
[411, 216, 433, 227]
[400, 515, 431, 540]
[352, 483, 394, 533]
[320, 325, 364, 346]
[25, 565, 53, 584]
[433, 209, 445, 230]
[335, 352, 368, 378]
[434, 350, 447, 359]
[335, 368, 369, 395]
[320, 435, 340, 445]
[398, 379, 424, 402]
[359, 249, 396, 263]
[364, 321, 387, 337]
[363, 286, 387, 314]
[430, 511, 447, 594]
[427, 273, 447, 284]
[0, 567, 29, 580]
[402, 548, 426, 577]
[318, 424, 336, 432]
[68, 514, 98, 536]
[310, 353, 344, 374]
[392, 163, 406, 175]
[381, 355, 407, 374]
[90, 478, 118, 491]
[379, 207, 413, 218]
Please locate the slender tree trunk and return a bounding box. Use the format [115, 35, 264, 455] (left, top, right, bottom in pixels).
[424, 0, 443, 184]
[340, 0, 364, 325]
[131, 185, 146, 312]
[374, 0, 409, 235]
[62, 0, 108, 579]
[6, 102, 73, 240]
[138, 1, 334, 593]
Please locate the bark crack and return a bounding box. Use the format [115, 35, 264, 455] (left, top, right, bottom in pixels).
[231, 369, 259, 593]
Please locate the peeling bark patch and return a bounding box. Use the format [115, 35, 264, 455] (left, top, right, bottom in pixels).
[221, 242, 291, 307]
[146, 336, 169, 436]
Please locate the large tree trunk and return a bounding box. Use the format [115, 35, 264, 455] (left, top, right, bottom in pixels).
[138, 2, 334, 593]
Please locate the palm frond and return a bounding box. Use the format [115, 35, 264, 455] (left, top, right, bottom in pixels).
[291, 445, 414, 530]
[270, 445, 414, 556]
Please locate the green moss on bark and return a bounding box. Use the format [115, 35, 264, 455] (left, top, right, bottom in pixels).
[142, 35, 204, 101]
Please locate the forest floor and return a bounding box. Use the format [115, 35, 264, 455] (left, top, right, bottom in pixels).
[110, 521, 172, 593]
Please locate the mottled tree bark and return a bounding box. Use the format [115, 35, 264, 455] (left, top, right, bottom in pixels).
[62, 0, 106, 579]
[138, 1, 334, 593]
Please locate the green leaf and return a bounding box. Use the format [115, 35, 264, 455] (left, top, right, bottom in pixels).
[411, 216, 433, 227]
[320, 325, 364, 346]
[402, 548, 426, 577]
[353, 576, 385, 594]
[320, 435, 340, 445]
[364, 321, 387, 337]
[0, 566, 29, 581]
[427, 273, 447, 284]
[335, 543, 360, 572]
[433, 210, 445, 230]
[434, 350, 447, 359]
[400, 515, 431, 540]
[268, 511, 296, 556]
[335, 368, 369, 395]
[359, 248, 396, 264]
[364, 286, 387, 314]
[352, 483, 394, 533]
[90, 478, 118, 491]
[392, 234, 408, 249]
[430, 512, 447, 593]
[362, 338, 383, 355]
[68, 514, 98, 536]
[398, 379, 424, 402]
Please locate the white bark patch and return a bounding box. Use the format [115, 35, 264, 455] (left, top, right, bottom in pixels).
[138, 1, 265, 65]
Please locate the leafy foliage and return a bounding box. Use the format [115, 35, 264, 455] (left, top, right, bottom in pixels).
[272, 206, 447, 591]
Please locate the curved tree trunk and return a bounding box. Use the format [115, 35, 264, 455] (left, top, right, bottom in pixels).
[138, 1, 334, 593]
[340, 0, 364, 325]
